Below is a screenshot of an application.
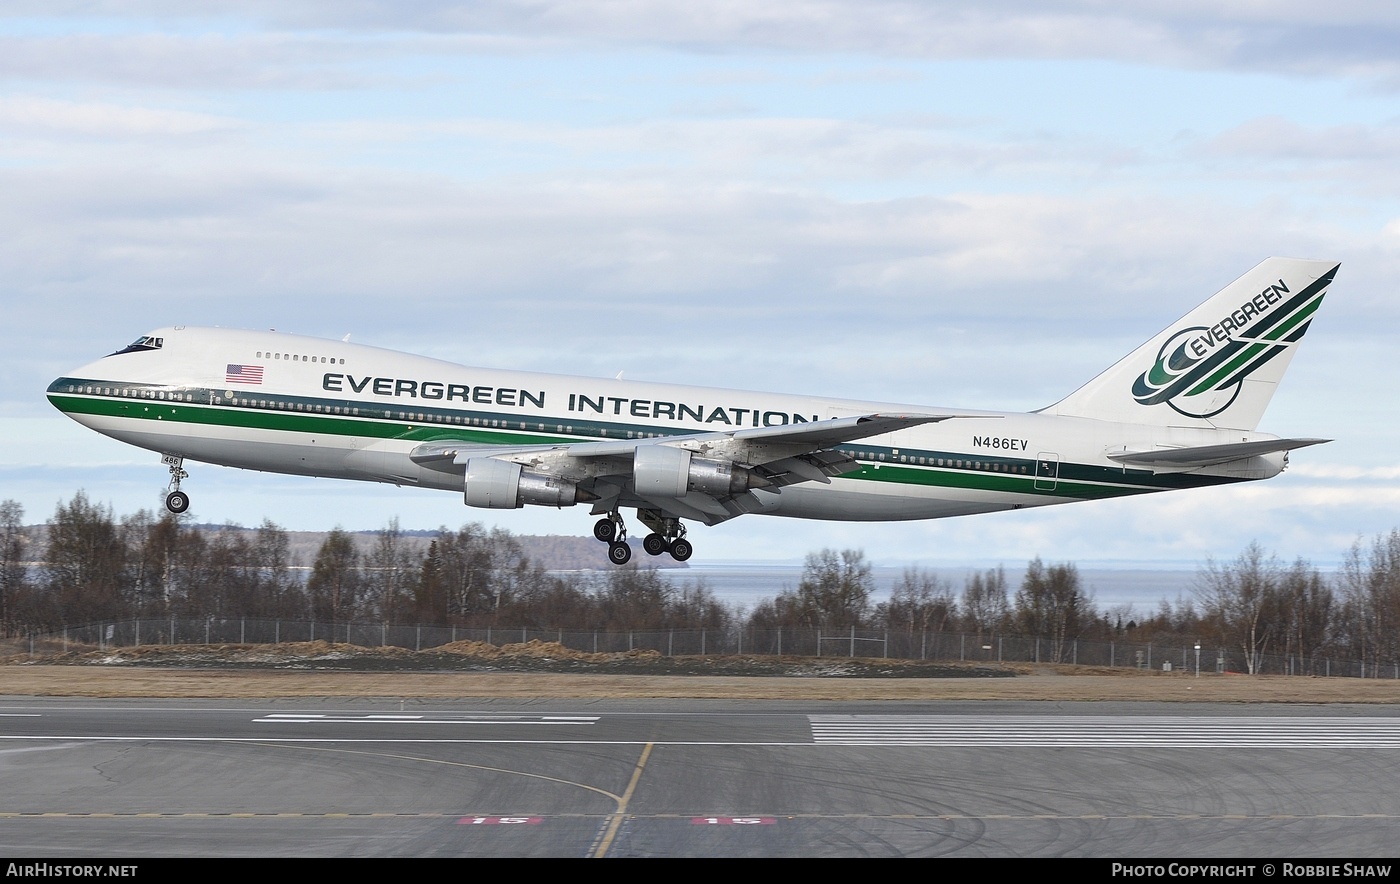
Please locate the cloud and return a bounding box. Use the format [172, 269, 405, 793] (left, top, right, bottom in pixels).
[1288, 463, 1400, 481]
[0, 150, 1380, 419]
[0, 95, 241, 138]
[0, 162, 1359, 325]
[1, 2, 1395, 571]
[880, 474, 1400, 569]
[1205, 116, 1400, 162]
[0, 32, 386, 90]
[4, 3, 1400, 83]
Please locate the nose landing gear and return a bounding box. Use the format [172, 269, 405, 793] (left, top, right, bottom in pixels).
[162, 454, 190, 514]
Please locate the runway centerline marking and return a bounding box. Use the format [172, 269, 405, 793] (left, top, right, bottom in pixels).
[591, 742, 653, 859]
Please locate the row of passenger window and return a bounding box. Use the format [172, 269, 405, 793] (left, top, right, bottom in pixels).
[217, 396, 578, 435]
[852, 450, 1028, 474]
[254, 351, 345, 365]
[218, 396, 359, 415]
[70, 384, 859, 449]
[74, 385, 193, 402]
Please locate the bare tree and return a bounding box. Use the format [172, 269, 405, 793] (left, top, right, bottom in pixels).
[961, 566, 1009, 643]
[594, 565, 672, 631]
[784, 548, 873, 629]
[44, 492, 128, 625]
[366, 518, 413, 624]
[252, 519, 298, 618]
[307, 528, 361, 622]
[880, 567, 956, 635]
[1338, 531, 1400, 673]
[507, 568, 592, 629]
[1014, 558, 1091, 662]
[1196, 542, 1280, 675]
[1276, 558, 1333, 672]
[669, 578, 731, 630]
[0, 500, 26, 634]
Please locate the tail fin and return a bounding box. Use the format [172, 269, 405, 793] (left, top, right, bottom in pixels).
[1047, 257, 1339, 431]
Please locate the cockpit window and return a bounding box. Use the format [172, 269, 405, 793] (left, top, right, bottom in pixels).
[111, 335, 164, 356]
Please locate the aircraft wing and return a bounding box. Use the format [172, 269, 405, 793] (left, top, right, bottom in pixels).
[410, 412, 970, 525]
[1107, 437, 1329, 471]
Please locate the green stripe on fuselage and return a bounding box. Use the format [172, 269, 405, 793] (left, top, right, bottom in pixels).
[852, 463, 1156, 500]
[48, 382, 1243, 499]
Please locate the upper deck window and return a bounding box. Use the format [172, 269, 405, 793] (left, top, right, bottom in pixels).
[111, 335, 164, 356]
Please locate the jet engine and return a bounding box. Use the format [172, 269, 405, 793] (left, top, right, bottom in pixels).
[632, 445, 756, 497]
[463, 457, 580, 509]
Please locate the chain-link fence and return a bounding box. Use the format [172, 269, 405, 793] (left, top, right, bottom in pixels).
[9, 618, 1398, 679]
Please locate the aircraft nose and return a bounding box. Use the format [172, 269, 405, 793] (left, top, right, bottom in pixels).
[48, 354, 108, 402]
[47, 364, 101, 413]
[47, 375, 82, 415]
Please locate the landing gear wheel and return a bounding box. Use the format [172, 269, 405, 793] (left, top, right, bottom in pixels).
[607, 541, 632, 565]
[668, 538, 693, 562]
[593, 518, 617, 542]
[165, 490, 190, 514]
[162, 455, 189, 515]
[642, 533, 669, 556]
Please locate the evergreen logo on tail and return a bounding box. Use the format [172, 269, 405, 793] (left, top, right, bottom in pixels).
[1131, 267, 1334, 419]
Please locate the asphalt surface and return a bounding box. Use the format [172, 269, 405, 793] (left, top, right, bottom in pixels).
[1, 698, 1398, 857]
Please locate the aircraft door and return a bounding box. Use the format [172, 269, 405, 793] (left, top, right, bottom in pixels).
[1034, 452, 1059, 491]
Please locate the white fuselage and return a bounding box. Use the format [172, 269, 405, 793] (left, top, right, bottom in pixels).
[48, 326, 1276, 524]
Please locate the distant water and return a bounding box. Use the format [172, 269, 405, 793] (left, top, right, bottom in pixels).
[641, 561, 1204, 616]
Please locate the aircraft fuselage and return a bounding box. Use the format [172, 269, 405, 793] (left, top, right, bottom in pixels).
[48, 325, 1276, 524]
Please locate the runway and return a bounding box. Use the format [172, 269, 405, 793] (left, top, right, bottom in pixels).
[1, 698, 1397, 857]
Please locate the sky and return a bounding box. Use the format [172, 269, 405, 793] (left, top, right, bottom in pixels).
[3, 2, 1399, 574]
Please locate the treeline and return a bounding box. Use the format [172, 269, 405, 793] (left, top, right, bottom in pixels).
[3, 494, 1400, 671]
[756, 543, 1400, 672]
[0, 493, 728, 635]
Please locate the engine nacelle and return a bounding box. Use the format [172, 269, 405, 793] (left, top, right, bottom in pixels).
[463, 457, 579, 509]
[632, 445, 752, 498]
[687, 456, 748, 496]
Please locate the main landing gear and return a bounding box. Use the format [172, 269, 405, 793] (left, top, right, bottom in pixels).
[592, 512, 631, 565]
[639, 509, 692, 562]
[590, 512, 694, 565]
[592, 510, 694, 565]
[642, 531, 692, 561]
[162, 454, 190, 514]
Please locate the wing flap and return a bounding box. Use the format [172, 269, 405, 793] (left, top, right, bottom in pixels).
[411, 412, 974, 474]
[727, 412, 984, 447]
[409, 441, 557, 474]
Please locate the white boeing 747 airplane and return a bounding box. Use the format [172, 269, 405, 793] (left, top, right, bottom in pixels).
[49, 257, 1337, 564]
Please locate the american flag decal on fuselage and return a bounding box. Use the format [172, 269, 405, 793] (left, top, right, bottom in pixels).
[226, 364, 264, 385]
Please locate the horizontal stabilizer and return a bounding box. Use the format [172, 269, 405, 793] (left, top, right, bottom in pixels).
[1107, 437, 1329, 469]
